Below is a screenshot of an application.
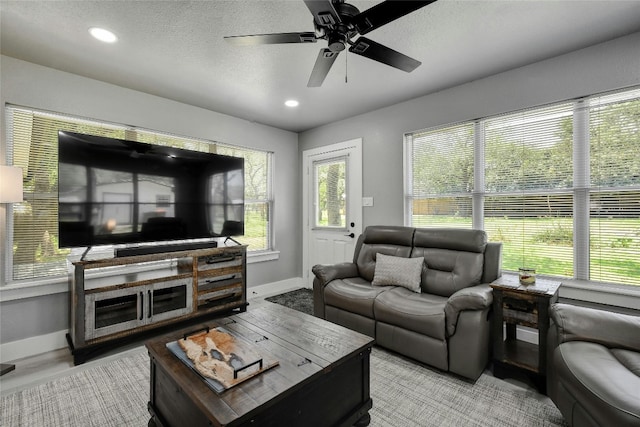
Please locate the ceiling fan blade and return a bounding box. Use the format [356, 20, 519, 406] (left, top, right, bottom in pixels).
[303, 0, 342, 27]
[349, 37, 420, 72]
[351, 0, 437, 35]
[224, 32, 317, 46]
[308, 48, 340, 87]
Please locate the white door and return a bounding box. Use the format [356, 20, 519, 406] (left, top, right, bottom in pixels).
[302, 139, 363, 287]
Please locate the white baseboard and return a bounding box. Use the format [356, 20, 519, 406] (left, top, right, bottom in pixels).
[247, 277, 307, 300]
[1, 277, 307, 363]
[1, 330, 69, 364]
[508, 325, 539, 345]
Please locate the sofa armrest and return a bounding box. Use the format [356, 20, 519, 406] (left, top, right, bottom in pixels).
[312, 263, 359, 287]
[444, 284, 493, 336]
[482, 242, 503, 283]
[311, 263, 359, 318]
[550, 303, 640, 352]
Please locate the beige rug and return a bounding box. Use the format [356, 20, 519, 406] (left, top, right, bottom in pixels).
[370, 347, 565, 426]
[1, 345, 565, 427]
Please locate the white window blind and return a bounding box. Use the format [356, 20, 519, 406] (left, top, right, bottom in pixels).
[588, 89, 640, 285]
[7, 108, 128, 281]
[215, 145, 273, 251]
[406, 122, 474, 228]
[483, 103, 574, 277]
[5, 106, 273, 283]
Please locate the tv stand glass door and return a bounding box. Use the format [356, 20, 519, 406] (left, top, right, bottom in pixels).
[85, 276, 192, 341]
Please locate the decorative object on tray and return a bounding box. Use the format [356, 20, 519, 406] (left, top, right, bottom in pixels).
[518, 267, 536, 285]
[166, 326, 279, 393]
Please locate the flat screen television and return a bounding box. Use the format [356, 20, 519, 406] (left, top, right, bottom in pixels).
[58, 131, 244, 249]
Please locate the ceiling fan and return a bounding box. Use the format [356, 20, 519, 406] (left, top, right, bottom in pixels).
[224, 0, 436, 87]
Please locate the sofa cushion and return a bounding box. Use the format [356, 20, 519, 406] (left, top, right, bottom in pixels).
[373, 287, 447, 339]
[411, 248, 484, 297]
[324, 277, 392, 318]
[611, 348, 640, 376]
[372, 253, 424, 293]
[410, 228, 486, 297]
[360, 225, 415, 246]
[355, 226, 414, 282]
[413, 228, 487, 253]
[555, 341, 640, 426]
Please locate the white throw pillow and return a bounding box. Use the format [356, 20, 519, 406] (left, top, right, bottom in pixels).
[372, 253, 424, 293]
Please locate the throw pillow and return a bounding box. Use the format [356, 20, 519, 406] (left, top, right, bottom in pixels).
[372, 253, 424, 293]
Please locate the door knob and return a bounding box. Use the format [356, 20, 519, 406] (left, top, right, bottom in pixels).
[345, 233, 355, 238]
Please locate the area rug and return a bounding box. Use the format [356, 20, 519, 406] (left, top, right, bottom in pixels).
[265, 286, 566, 426]
[370, 348, 565, 426]
[0, 349, 150, 427]
[1, 287, 566, 426]
[0, 346, 565, 427]
[264, 287, 314, 315]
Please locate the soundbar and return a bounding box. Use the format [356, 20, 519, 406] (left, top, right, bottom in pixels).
[115, 241, 218, 258]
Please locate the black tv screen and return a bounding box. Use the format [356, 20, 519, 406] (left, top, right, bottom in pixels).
[58, 131, 244, 248]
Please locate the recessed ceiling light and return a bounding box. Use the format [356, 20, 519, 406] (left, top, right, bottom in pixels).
[285, 100, 299, 107]
[89, 27, 118, 43]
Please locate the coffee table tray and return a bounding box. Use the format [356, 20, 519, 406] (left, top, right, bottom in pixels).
[166, 326, 279, 394]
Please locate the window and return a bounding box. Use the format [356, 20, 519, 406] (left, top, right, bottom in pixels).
[483, 103, 575, 277]
[214, 145, 273, 251]
[4, 106, 274, 283]
[314, 156, 347, 229]
[405, 87, 640, 287]
[588, 90, 640, 284]
[405, 122, 474, 229]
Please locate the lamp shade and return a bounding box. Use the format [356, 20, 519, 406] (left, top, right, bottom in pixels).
[0, 165, 24, 203]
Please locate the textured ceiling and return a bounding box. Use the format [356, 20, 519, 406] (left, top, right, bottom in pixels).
[2, 1, 640, 133]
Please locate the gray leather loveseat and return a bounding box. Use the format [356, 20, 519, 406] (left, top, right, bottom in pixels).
[312, 225, 502, 380]
[548, 303, 640, 426]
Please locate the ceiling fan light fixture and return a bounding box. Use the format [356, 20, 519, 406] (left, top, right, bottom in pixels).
[224, 0, 433, 87]
[285, 99, 300, 107]
[89, 27, 118, 43]
[327, 33, 346, 52]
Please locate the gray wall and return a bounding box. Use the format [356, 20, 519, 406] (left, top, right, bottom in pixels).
[0, 56, 301, 344]
[298, 32, 640, 229]
[2, 31, 640, 347]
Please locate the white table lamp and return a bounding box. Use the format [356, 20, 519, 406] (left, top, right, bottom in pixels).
[0, 164, 23, 376]
[0, 165, 24, 203]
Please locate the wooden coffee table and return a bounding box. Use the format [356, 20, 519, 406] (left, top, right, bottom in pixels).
[146, 303, 374, 427]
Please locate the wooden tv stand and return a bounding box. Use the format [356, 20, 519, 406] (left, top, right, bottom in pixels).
[66, 245, 247, 365]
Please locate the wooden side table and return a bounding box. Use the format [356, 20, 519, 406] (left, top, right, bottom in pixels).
[490, 275, 561, 394]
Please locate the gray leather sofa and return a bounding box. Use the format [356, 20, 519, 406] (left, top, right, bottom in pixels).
[548, 303, 640, 426]
[312, 225, 502, 380]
